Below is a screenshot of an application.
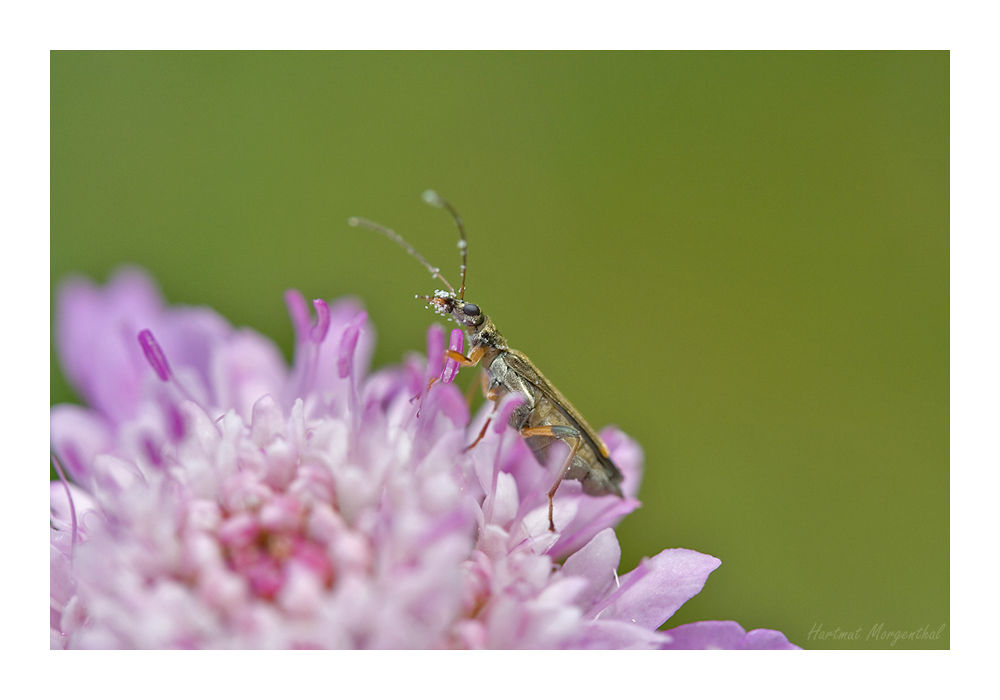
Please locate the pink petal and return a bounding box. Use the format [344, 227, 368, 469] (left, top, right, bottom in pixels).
[210, 330, 288, 420]
[56, 268, 164, 423]
[577, 619, 669, 649]
[600, 426, 644, 499]
[549, 494, 641, 560]
[50, 544, 75, 608]
[560, 528, 621, 611]
[50, 480, 98, 539]
[250, 394, 286, 447]
[50, 404, 112, 484]
[659, 620, 801, 650]
[425, 325, 445, 381]
[57, 268, 237, 424]
[592, 548, 721, 629]
[313, 300, 374, 391]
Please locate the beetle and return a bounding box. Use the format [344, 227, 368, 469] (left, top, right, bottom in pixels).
[349, 191, 623, 530]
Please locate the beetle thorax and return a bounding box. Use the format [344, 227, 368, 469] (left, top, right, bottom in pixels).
[468, 316, 507, 352]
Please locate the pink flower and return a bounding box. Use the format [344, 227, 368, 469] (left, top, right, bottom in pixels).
[50, 267, 799, 649]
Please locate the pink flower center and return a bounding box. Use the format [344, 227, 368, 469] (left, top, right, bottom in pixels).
[217, 499, 335, 600]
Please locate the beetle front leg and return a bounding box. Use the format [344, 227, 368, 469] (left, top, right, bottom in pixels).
[418, 345, 487, 415]
[445, 344, 486, 367]
[427, 346, 484, 398]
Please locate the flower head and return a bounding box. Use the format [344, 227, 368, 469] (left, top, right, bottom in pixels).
[50, 267, 798, 649]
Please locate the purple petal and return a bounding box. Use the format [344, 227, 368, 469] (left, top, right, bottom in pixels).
[591, 548, 721, 629]
[56, 268, 164, 423]
[209, 330, 288, 421]
[50, 544, 75, 608]
[600, 426, 644, 499]
[283, 289, 312, 344]
[250, 394, 286, 447]
[544, 428, 645, 559]
[49, 266, 799, 650]
[549, 494, 641, 561]
[493, 393, 525, 434]
[433, 383, 472, 430]
[738, 627, 801, 649]
[154, 306, 233, 396]
[57, 268, 236, 425]
[50, 480, 98, 543]
[425, 325, 445, 381]
[659, 620, 801, 650]
[560, 528, 620, 611]
[576, 619, 670, 649]
[312, 301, 374, 391]
[50, 404, 112, 484]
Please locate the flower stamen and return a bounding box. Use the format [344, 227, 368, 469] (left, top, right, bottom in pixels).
[137, 329, 201, 408]
[310, 299, 331, 344]
[442, 329, 464, 384]
[138, 329, 171, 381]
[50, 454, 78, 561]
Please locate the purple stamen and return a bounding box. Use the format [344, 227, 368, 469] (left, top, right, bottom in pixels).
[337, 311, 367, 379]
[310, 299, 331, 344]
[51, 454, 78, 561]
[138, 329, 172, 381]
[142, 434, 164, 467]
[136, 331, 210, 429]
[56, 441, 87, 484]
[442, 329, 464, 383]
[337, 329, 358, 380]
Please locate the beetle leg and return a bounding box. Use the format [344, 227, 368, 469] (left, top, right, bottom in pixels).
[445, 344, 486, 367]
[465, 400, 497, 452]
[464, 369, 488, 406]
[464, 376, 504, 452]
[520, 425, 581, 531]
[418, 346, 486, 415]
[414, 375, 439, 416]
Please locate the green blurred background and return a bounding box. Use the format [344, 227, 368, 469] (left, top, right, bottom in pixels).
[50, 52, 948, 649]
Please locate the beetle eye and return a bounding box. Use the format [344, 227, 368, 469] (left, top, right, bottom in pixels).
[463, 303, 480, 317]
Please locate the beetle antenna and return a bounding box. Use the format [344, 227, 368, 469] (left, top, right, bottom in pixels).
[348, 216, 456, 296]
[422, 190, 468, 300]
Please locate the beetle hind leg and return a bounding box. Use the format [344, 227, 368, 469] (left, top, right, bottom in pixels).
[520, 425, 581, 532]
